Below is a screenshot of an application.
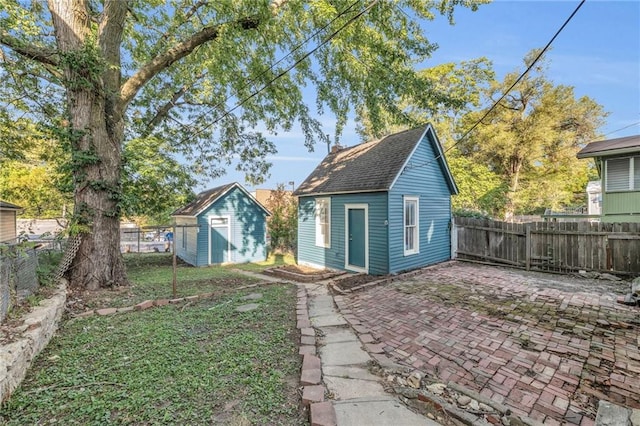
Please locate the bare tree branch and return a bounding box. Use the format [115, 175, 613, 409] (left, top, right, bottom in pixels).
[120, 0, 289, 108]
[153, 1, 208, 50]
[0, 31, 59, 66]
[142, 72, 205, 136]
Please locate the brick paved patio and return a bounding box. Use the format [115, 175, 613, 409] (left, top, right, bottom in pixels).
[340, 261, 639, 425]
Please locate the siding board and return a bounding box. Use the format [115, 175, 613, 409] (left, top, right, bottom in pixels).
[175, 186, 267, 267]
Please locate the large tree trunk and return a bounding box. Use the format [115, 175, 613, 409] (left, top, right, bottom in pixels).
[49, 0, 128, 290]
[67, 91, 128, 291]
[504, 158, 522, 222]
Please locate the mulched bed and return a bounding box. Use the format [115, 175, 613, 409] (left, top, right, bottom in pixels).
[265, 265, 346, 282]
[331, 273, 390, 292]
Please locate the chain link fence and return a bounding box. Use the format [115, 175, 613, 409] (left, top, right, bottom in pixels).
[0, 240, 66, 322]
[120, 226, 173, 253]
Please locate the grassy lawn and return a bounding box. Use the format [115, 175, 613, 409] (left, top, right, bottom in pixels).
[0, 255, 305, 425]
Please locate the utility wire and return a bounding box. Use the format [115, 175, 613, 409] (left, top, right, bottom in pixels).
[175, 0, 374, 144]
[406, 0, 586, 172]
[604, 120, 640, 137]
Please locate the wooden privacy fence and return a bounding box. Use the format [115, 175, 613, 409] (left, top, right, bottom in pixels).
[454, 217, 640, 275]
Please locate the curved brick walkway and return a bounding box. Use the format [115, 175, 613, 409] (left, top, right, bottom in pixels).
[339, 261, 639, 425]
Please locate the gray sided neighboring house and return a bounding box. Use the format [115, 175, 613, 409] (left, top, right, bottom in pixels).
[171, 182, 270, 267]
[294, 124, 458, 275]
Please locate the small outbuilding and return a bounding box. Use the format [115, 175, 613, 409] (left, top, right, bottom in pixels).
[0, 201, 23, 243]
[171, 182, 270, 266]
[294, 124, 458, 275]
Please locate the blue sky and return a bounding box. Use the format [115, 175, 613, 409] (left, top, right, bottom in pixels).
[201, 0, 640, 193]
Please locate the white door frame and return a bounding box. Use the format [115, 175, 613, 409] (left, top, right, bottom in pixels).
[208, 216, 231, 264]
[344, 203, 369, 273]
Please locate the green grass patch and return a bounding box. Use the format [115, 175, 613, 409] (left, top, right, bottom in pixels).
[0, 285, 305, 425]
[82, 254, 261, 309]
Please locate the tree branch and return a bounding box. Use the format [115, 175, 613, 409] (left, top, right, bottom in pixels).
[0, 31, 59, 66]
[142, 72, 204, 136]
[119, 0, 289, 107]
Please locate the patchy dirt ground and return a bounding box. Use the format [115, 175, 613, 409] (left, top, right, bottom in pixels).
[276, 264, 333, 275]
[332, 273, 388, 291]
[340, 261, 639, 425]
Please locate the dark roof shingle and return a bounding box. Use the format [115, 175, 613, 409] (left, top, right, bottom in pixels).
[0, 201, 22, 210]
[294, 127, 427, 196]
[577, 134, 640, 158]
[172, 183, 235, 216]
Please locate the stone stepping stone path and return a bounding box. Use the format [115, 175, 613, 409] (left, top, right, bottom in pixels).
[236, 293, 263, 312]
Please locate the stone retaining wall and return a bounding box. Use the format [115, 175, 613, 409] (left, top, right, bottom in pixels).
[0, 281, 67, 402]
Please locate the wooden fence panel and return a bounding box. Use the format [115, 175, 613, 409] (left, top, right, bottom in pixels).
[454, 217, 640, 274]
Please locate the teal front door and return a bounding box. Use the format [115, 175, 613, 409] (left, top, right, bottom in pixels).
[347, 207, 366, 271]
[210, 218, 229, 264]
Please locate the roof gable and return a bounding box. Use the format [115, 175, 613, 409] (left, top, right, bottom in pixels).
[577, 134, 640, 158]
[171, 182, 269, 217]
[294, 125, 457, 196]
[0, 201, 22, 211]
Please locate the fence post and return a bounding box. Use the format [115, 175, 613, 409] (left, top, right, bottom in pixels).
[525, 224, 531, 271]
[172, 225, 177, 299]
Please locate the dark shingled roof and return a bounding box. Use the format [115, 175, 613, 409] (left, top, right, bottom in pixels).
[0, 201, 22, 210]
[294, 127, 429, 196]
[172, 183, 235, 217]
[172, 182, 270, 217]
[577, 134, 640, 158]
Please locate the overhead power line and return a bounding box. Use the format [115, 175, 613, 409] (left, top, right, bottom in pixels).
[604, 120, 640, 137]
[406, 0, 586, 172]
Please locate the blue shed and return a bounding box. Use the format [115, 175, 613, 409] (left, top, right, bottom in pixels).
[294, 125, 458, 275]
[171, 182, 270, 267]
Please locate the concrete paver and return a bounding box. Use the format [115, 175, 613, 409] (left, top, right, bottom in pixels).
[323, 376, 388, 399]
[320, 341, 372, 366]
[339, 261, 639, 425]
[296, 275, 436, 426]
[311, 314, 348, 327]
[322, 365, 382, 381]
[332, 396, 440, 426]
[321, 328, 359, 344]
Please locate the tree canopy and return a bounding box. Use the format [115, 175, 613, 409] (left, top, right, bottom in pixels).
[0, 0, 487, 289]
[457, 52, 606, 219]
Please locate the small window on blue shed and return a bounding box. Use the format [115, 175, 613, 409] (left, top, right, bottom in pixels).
[404, 196, 419, 255]
[181, 227, 187, 249]
[315, 198, 331, 248]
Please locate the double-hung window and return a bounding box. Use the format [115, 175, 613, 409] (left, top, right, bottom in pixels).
[404, 196, 419, 255]
[606, 156, 640, 192]
[315, 198, 331, 248]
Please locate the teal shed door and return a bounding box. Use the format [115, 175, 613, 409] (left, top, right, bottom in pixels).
[346, 206, 368, 272]
[210, 217, 229, 264]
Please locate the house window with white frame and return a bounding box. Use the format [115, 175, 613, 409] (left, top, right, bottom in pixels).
[606, 156, 640, 192]
[404, 196, 419, 255]
[315, 198, 331, 248]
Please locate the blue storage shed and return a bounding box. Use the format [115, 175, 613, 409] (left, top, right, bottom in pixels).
[294, 125, 458, 275]
[171, 182, 270, 267]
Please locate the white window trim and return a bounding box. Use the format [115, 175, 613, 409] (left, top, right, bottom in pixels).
[605, 156, 639, 192]
[315, 197, 331, 248]
[404, 196, 419, 256]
